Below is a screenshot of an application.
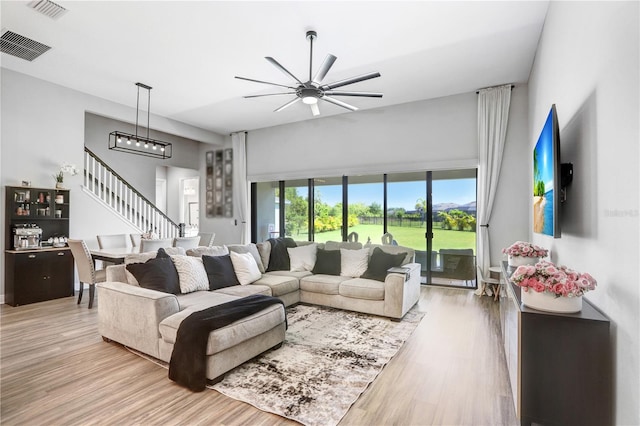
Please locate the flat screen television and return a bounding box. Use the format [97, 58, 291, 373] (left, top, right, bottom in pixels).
[533, 104, 561, 238]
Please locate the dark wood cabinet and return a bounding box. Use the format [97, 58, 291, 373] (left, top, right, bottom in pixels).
[4, 249, 74, 306]
[5, 185, 73, 306]
[500, 262, 612, 426]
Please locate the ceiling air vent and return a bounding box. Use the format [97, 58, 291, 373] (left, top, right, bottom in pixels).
[28, 0, 68, 20]
[1, 30, 51, 62]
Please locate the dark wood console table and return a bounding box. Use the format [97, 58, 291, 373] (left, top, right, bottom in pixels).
[499, 261, 612, 426]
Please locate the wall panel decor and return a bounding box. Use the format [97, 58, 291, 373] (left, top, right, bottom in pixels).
[206, 149, 233, 217]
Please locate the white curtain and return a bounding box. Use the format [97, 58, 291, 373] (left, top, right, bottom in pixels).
[476, 85, 512, 296]
[232, 132, 249, 244]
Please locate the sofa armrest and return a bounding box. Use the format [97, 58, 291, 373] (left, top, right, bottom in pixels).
[383, 262, 421, 318]
[96, 281, 180, 358]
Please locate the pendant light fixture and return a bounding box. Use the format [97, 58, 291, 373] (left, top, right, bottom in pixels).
[109, 82, 172, 159]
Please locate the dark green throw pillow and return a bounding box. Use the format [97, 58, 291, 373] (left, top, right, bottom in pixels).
[361, 247, 407, 282]
[311, 248, 341, 275]
[202, 254, 240, 290]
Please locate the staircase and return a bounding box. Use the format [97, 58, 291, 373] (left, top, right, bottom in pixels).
[83, 147, 179, 239]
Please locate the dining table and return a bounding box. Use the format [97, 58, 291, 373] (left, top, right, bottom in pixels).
[90, 246, 140, 265]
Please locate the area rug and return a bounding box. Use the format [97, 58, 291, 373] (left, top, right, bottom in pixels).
[209, 304, 425, 426]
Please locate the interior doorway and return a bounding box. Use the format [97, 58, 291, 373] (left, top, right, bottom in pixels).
[180, 177, 199, 235]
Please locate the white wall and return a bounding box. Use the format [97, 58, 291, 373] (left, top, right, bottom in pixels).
[528, 2, 639, 424]
[246, 89, 530, 264]
[1, 69, 223, 300]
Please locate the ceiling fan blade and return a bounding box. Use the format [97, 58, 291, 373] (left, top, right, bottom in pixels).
[321, 71, 381, 90]
[321, 95, 358, 111]
[274, 97, 302, 112]
[312, 54, 337, 84]
[265, 57, 304, 85]
[244, 92, 296, 98]
[324, 91, 383, 98]
[310, 103, 320, 116]
[235, 76, 296, 90]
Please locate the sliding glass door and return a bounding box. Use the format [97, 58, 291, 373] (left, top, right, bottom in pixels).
[430, 170, 477, 287]
[251, 169, 477, 288]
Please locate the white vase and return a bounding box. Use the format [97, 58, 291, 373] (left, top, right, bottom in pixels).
[56, 182, 64, 189]
[521, 289, 582, 313]
[508, 255, 539, 267]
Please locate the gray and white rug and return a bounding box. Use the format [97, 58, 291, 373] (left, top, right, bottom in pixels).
[210, 304, 425, 426]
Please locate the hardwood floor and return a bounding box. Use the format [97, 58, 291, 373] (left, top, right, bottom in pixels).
[0, 287, 518, 426]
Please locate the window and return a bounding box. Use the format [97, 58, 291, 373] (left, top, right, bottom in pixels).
[313, 177, 343, 243]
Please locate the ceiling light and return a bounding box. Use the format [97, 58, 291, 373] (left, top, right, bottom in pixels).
[302, 96, 318, 105]
[108, 82, 172, 159]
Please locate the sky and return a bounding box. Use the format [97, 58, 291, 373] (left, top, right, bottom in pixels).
[312, 178, 476, 210]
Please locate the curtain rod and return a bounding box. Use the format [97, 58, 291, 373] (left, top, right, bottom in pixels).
[476, 84, 515, 94]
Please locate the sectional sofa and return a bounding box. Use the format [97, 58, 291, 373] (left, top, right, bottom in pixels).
[96, 240, 421, 384]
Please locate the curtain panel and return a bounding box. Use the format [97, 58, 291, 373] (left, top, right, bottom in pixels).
[476, 85, 512, 296]
[232, 132, 249, 244]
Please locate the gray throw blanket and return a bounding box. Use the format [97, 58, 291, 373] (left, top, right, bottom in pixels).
[168, 294, 286, 392]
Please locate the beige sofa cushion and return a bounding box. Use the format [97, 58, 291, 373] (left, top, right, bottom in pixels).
[215, 284, 271, 298]
[159, 302, 285, 356]
[300, 274, 350, 295]
[339, 278, 385, 300]
[324, 241, 363, 251]
[253, 274, 299, 297]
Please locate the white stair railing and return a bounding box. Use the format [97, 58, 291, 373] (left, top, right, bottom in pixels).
[83, 148, 179, 239]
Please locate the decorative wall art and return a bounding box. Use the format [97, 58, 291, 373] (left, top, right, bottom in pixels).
[206, 149, 233, 217]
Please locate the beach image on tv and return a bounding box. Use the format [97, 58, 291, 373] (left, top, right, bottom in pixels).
[533, 110, 554, 236]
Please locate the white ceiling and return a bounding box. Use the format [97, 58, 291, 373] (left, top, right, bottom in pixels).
[1, 1, 549, 136]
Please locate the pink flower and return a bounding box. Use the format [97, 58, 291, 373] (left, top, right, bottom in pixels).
[552, 283, 567, 296]
[530, 279, 546, 293]
[510, 260, 596, 298]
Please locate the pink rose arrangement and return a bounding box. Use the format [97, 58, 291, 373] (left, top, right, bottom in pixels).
[502, 241, 548, 258]
[511, 260, 597, 298]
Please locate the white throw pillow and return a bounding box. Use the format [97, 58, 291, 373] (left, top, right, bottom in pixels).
[340, 248, 369, 278]
[288, 243, 318, 272]
[230, 251, 262, 285]
[170, 255, 209, 294]
[227, 243, 265, 273]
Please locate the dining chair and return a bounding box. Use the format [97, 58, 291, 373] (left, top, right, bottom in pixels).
[381, 232, 394, 245]
[347, 231, 358, 243]
[197, 232, 216, 248]
[97, 233, 128, 249]
[130, 233, 142, 248]
[68, 239, 107, 309]
[139, 238, 173, 253]
[477, 265, 501, 300]
[173, 236, 201, 250]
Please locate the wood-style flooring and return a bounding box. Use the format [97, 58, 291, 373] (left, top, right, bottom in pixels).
[0, 286, 518, 426]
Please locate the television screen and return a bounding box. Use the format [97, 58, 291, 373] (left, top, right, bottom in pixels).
[533, 105, 561, 237]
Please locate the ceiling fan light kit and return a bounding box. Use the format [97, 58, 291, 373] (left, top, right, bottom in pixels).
[236, 30, 383, 116]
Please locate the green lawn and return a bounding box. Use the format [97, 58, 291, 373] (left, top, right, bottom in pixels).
[309, 223, 476, 253]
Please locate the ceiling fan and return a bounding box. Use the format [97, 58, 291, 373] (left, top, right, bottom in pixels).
[235, 30, 383, 117]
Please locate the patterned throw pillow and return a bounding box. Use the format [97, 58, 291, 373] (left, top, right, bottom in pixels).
[287, 243, 318, 272]
[170, 255, 209, 294]
[340, 248, 370, 278]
